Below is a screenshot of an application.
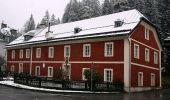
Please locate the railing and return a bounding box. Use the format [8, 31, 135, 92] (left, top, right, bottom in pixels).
[14, 73, 124, 92]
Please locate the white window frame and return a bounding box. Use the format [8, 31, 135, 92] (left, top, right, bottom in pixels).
[134, 44, 140, 59]
[19, 63, 23, 73]
[151, 73, 155, 86]
[138, 72, 143, 86]
[19, 49, 23, 59]
[154, 52, 158, 64]
[104, 69, 113, 82]
[36, 48, 41, 58]
[12, 50, 15, 59]
[48, 67, 53, 77]
[82, 68, 90, 80]
[26, 49, 30, 58]
[145, 48, 150, 62]
[145, 27, 150, 40]
[11, 65, 15, 72]
[83, 44, 91, 57]
[48, 47, 54, 58]
[105, 42, 114, 57]
[35, 66, 40, 76]
[64, 45, 70, 57]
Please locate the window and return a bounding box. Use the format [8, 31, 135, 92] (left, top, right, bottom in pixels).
[64, 45, 70, 57]
[12, 50, 15, 59]
[138, 72, 143, 86]
[151, 73, 155, 86]
[26, 49, 30, 58]
[19, 63, 23, 73]
[154, 52, 158, 64]
[134, 44, 140, 59]
[48, 47, 54, 58]
[35, 66, 40, 76]
[83, 44, 91, 57]
[19, 49, 23, 58]
[145, 48, 150, 62]
[105, 42, 114, 57]
[104, 69, 113, 82]
[48, 67, 53, 77]
[145, 28, 150, 40]
[82, 68, 90, 80]
[36, 48, 41, 58]
[11, 65, 15, 72]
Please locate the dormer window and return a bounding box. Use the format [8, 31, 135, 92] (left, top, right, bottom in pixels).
[24, 35, 33, 41]
[74, 27, 82, 34]
[115, 19, 124, 27]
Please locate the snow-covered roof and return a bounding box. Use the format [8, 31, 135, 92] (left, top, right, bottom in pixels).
[7, 9, 146, 48]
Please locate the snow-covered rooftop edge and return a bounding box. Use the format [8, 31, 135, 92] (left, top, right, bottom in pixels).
[6, 9, 146, 48]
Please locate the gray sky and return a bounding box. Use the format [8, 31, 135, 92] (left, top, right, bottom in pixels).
[0, 0, 73, 29]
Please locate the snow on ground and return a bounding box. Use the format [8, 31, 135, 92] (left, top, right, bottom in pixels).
[0, 80, 118, 94]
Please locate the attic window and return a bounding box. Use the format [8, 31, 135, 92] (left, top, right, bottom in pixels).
[74, 27, 82, 34]
[24, 35, 33, 41]
[115, 20, 124, 27]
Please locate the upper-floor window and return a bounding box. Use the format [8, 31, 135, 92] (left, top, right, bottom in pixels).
[105, 42, 114, 57]
[134, 44, 140, 59]
[104, 69, 113, 82]
[64, 45, 70, 57]
[26, 49, 30, 58]
[19, 49, 23, 59]
[154, 52, 158, 64]
[145, 48, 150, 62]
[12, 50, 15, 59]
[36, 48, 41, 58]
[145, 28, 150, 40]
[48, 47, 54, 58]
[83, 44, 91, 57]
[138, 72, 143, 86]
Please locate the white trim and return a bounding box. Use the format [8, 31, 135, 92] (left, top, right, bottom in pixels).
[134, 44, 140, 59]
[131, 39, 159, 52]
[35, 66, 40, 76]
[145, 48, 150, 62]
[48, 47, 54, 58]
[12, 50, 15, 59]
[48, 67, 53, 77]
[83, 44, 91, 57]
[104, 42, 114, 57]
[19, 63, 23, 73]
[150, 73, 155, 86]
[154, 52, 158, 64]
[26, 49, 30, 58]
[138, 72, 143, 86]
[19, 49, 23, 59]
[104, 68, 113, 82]
[159, 51, 162, 87]
[64, 45, 70, 57]
[36, 48, 41, 58]
[131, 62, 160, 70]
[82, 68, 90, 80]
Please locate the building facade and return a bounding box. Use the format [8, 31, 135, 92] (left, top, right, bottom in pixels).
[6, 9, 162, 92]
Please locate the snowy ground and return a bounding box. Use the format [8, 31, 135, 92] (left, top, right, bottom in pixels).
[0, 80, 118, 94]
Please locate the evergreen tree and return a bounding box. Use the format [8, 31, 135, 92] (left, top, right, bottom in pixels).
[102, 0, 113, 15]
[23, 14, 35, 33]
[50, 14, 60, 25]
[40, 10, 50, 27]
[112, 0, 130, 13]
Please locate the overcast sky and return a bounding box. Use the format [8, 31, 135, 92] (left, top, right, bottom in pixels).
[0, 0, 75, 29]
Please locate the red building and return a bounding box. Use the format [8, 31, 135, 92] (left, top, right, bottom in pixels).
[6, 9, 162, 92]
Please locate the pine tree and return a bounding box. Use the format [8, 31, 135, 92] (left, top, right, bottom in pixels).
[23, 14, 35, 33]
[112, 0, 130, 13]
[50, 14, 60, 25]
[102, 0, 113, 15]
[40, 10, 50, 27]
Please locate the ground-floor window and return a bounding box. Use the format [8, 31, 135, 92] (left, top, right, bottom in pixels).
[151, 73, 155, 86]
[138, 72, 143, 86]
[11, 65, 15, 72]
[19, 63, 23, 73]
[35, 66, 40, 76]
[104, 69, 113, 82]
[82, 68, 90, 80]
[48, 67, 53, 77]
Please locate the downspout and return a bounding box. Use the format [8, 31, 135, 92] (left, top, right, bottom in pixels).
[128, 38, 131, 92]
[29, 46, 33, 75]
